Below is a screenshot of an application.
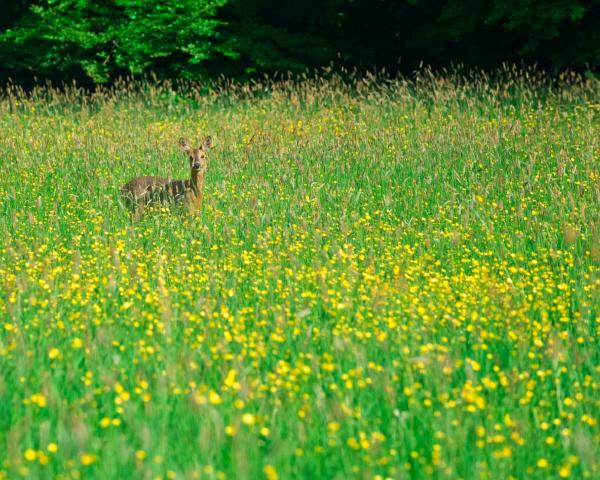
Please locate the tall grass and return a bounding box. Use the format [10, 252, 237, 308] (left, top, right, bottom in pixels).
[0, 69, 598, 479]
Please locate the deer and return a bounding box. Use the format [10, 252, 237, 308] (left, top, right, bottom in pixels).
[120, 136, 212, 218]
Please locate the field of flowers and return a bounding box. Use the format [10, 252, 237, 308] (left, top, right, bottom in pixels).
[0, 70, 599, 479]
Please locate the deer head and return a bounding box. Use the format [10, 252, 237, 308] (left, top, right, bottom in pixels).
[179, 136, 213, 172]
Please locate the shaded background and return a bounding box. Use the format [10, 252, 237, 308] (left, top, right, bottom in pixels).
[1, 0, 599, 86]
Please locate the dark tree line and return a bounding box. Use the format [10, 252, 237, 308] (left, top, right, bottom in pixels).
[1, 0, 598, 85]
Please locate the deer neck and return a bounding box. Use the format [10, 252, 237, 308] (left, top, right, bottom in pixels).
[190, 168, 205, 195]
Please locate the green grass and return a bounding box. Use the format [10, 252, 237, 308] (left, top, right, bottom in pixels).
[0, 70, 599, 479]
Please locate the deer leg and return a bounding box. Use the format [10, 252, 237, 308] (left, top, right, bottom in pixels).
[190, 195, 202, 215]
[130, 201, 146, 222]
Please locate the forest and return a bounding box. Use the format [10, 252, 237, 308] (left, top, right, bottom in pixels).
[1, 0, 599, 85]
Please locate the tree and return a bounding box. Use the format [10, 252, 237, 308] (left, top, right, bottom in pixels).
[0, 0, 227, 82]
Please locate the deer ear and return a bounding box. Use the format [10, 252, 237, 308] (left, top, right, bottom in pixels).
[202, 136, 213, 150]
[179, 137, 191, 151]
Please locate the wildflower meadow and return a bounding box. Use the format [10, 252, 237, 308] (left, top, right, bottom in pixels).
[0, 70, 599, 479]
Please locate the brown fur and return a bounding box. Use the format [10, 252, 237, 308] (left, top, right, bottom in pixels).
[120, 136, 212, 218]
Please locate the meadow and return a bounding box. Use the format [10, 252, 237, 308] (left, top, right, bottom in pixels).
[0, 69, 598, 479]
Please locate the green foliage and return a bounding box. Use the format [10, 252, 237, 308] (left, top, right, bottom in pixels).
[207, 0, 344, 76]
[0, 0, 226, 82]
[423, 0, 600, 70]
